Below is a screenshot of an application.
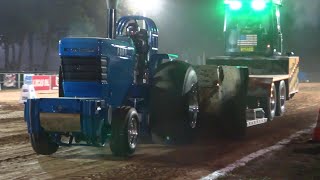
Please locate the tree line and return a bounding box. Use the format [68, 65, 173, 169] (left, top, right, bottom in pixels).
[0, 0, 131, 71]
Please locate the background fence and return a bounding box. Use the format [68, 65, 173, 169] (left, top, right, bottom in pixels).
[0, 72, 58, 91]
[0, 70, 318, 91]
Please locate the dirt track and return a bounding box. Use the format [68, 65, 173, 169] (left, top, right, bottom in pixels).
[0, 83, 319, 179]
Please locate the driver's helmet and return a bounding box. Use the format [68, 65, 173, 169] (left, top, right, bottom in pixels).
[126, 22, 140, 36]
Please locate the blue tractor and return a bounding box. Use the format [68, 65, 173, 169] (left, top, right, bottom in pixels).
[24, 0, 202, 156]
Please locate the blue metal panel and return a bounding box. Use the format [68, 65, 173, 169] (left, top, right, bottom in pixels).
[60, 37, 135, 59]
[108, 79, 133, 107]
[59, 38, 105, 57]
[38, 98, 81, 113]
[63, 82, 105, 98]
[99, 39, 136, 106]
[99, 38, 135, 58]
[81, 100, 105, 138]
[25, 98, 106, 137]
[59, 37, 136, 105]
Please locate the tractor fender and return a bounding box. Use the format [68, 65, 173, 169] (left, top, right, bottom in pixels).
[151, 60, 197, 96]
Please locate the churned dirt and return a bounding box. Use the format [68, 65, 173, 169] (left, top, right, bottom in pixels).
[218, 83, 320, 180]
[0, 83, 319, 180]
[0, 89, 58, 102]
[0, 90, 57, 145]
[218, 133, 320, 180]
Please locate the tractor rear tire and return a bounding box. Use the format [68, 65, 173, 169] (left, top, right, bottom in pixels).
[149, 61, 199, 144]
[30, 132, 59, 155]
[110, 107, 139, 157]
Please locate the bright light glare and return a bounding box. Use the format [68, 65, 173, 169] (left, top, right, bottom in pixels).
[251, 0, 266, 11]
[128, 0, 161, 13]
[275, 9, 280, 17]
[228, 1, 242, 10]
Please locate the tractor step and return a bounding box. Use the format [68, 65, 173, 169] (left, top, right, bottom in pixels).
[246, 108, 268, 127]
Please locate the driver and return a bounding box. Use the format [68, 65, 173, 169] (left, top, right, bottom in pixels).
[126, 21, 140, 37]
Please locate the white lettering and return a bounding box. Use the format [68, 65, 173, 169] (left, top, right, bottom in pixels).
[117, 47, 127, 57]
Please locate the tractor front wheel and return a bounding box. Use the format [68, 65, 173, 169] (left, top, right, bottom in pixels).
[30, 132, 59, 155]
[110, 107, 139, 157]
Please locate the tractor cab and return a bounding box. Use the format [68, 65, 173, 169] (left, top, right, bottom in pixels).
[224, 0, 283, 56]
[116, 16, 159, 84]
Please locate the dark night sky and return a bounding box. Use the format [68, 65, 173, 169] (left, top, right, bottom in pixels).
[1, 0, 318, 73]
[142, 0, 320, 73]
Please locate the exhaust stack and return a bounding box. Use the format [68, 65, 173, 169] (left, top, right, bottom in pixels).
[106, 0, 118, 39]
